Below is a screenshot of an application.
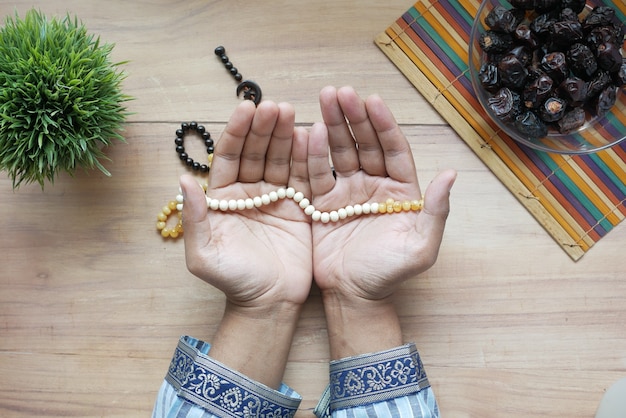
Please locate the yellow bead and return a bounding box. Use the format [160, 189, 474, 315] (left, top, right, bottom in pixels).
[169, 229, 179, 238]
[379, 202, 387, 214]
[157, 212, 167, 222]
[156, 221, 166, 230]
[207, 154, 214, 165]
[168, 200, 178, 210]
[160, 228, 170, 237]
[162, 206, 172, 216]
[411, 199, 423, 211]
[385, 198, 395, 205]
[393, 201, 402, 212]
[402, 200, 411, 211]
[386, 204, 394, 213]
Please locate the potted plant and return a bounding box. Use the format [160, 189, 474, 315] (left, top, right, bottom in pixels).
[0, 9, 131, 189]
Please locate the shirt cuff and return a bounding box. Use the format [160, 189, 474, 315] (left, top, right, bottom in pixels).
[314, 343, 432, 416]
[165, 336, 301, 418]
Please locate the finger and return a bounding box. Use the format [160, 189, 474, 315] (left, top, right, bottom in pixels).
[208, 100, 257, 190]
[307, 122, 335, 198]
[180, 174, 211, 255]
[238, 101, 280, 183]
[414, 169, 457, 263]
[264, 102, 295, 185]
[289, 126, 311, 199]
[336, 86, 385, 176]
[319, 86, 360, 176]
[365, 94, 417, 185]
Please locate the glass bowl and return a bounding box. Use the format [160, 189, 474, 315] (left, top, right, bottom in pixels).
[468, 0, 626, 154]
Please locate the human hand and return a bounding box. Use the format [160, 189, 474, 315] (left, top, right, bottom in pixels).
[180, 100, 312, 309]
[307, 87, 456, 358]
[308, 86, 456, 300]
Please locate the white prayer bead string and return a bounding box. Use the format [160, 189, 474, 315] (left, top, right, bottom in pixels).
[174, 187, 423, 224]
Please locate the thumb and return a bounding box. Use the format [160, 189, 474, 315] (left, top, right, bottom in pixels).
[180, 174, 210, 246]
[414, 169, 457, 261]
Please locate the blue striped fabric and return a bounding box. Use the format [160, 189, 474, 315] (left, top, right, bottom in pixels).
[314, 343, 439, 418]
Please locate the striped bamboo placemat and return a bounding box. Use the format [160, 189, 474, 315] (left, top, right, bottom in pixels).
[375, 0, 626, 260]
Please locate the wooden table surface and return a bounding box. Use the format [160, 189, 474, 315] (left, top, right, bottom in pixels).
[1, 1, 625, 417]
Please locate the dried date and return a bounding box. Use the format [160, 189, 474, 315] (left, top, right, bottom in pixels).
[540, 97, 567, 122]
[592, 85, 617, 116]
[515, 110, 548, 138]
[567, 43, 597, 79]
[557, 107, 586, 133]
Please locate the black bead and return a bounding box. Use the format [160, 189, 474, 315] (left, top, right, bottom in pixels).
[179, 152, 188, 161]
[197, 125, 206, 134]
[224, 61, 233, 70]
[229, 67, 238, 76]
[200, 164, 209, 172]
[220, 54, 229, 63]
[176, 145, 185, 153]
[185, 158, 194, 166]
[207, 146, 214, 153]
[202, 132, 211, 140]
[175, 129, 184, 138]
[205, 138, 214, 147]
[192, 162, 200, 171]
[190, 121, 198, 130]
[174, 137, 184, 146]
[234, 73, 243, 82]
[181, 122, 190, 131]
[214, 46, 225, 56]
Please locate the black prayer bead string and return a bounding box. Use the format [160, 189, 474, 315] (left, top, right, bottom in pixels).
[174, 122, 214, 173]
[214, 45, 262, 105]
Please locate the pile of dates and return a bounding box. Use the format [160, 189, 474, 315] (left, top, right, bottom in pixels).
[478, 1, 625, 138]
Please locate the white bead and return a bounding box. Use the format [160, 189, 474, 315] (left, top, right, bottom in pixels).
[362, 203, 371, 214]
[329, 211, 339, 222]
[293, 191, 304, 203]
[219, 200, 229, 211]
[237, 199, 246, 210]
[299, 198, 310, 209]
[312, 210, 322, 221]
[261, 194, 271, 205]
[245, 198, 254, 209]
[286, 187, 296, 198]
[205, 196, 211, 206]
[353, 204, 362, 215]
[345, 205, 354, 216]
[253, 196, 263, 207]
[210, 199, 220, 211]
[269, 191, 279, 202]
[228, 199, 237, 210]
[304, 205, 315, 215]
[338, 208, 348, 219]
[176, 204, 183, 211]
[320, 212, 330, 223]
[176, 194, 184, 203]
[277, 188, 287, 199]
[370, 203, 379, 213]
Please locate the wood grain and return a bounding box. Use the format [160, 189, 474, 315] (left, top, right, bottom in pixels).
[1, 1, 625, 417]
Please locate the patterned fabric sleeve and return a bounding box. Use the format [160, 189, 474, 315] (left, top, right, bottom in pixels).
[152, 336, 302, 418]
[313, 343, 440, 418]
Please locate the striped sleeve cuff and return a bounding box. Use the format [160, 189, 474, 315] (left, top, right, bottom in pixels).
[314, 343, 433, 416]
[165, 336, 301, 418]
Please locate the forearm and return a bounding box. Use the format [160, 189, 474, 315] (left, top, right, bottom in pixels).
[209, 300, 302, 389]
[322, 289, 403, 360]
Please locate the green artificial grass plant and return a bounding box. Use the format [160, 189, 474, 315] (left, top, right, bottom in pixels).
[0, 9, 131, 189]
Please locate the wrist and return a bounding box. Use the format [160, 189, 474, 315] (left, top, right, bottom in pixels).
[209, 300, 302, 389]
[321, 289, 403, 360]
